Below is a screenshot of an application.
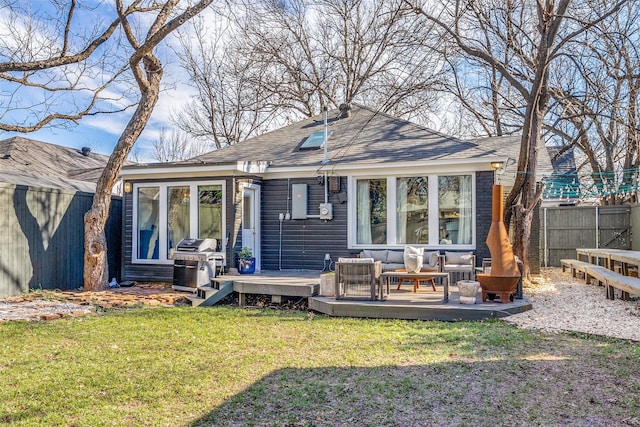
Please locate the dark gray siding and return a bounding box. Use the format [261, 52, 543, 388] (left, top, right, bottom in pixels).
[122, 177, 235, 282]
[260, 177, 352, 270]
[0, 183, 121, 298]
[474, 171, 493, 267]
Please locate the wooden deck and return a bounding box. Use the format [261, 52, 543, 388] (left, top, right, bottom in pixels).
[212, 270, 532, 321]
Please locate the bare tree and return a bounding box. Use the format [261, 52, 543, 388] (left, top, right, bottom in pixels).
[84, 0, 213, 290]
[174, 0, 444, 145]
[0, 0, 214, 290]
[171, 16, 281, 149]
[545, 1, 640, 205]
[152, 126, 213, 162]
[0, 0, 136, 132]
[410, 0, 627, 277]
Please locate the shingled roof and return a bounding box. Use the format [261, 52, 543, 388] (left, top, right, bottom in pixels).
[179, 104, 497, 168]
[0, 137, 113, 192]
[470, 135, 553, 181]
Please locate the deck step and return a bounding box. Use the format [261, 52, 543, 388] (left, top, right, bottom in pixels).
[188, 280, 233, 307]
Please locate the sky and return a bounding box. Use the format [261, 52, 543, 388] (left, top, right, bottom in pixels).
[2, 77, 195, 162]
[0, 1, 205, 163]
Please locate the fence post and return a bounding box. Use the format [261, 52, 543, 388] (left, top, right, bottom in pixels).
[595, 206, 599, 248]
[543, 207, 548, 267]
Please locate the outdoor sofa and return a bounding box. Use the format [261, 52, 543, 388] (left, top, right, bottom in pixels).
[360, 248, 475, 280]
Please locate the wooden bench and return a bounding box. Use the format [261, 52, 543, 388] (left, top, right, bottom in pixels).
[562, 260, 640, 300]
[560, 259, 594, 279]
[595, 270, 640, 300]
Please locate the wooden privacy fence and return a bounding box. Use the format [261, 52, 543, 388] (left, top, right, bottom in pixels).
[541, 205, 631, 267]
[0, 183, 121, 298]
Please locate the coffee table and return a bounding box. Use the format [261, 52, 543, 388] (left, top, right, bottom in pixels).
[394, 268, 438, 292]
[380, 270, 450, 302]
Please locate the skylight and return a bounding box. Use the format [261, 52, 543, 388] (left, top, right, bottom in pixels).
[299, 131, 331, 150]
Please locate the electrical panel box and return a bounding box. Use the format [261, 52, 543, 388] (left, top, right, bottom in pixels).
[319, 203, 333, 220]
[329, 176, 341, 193]
[291, 184, 308, 219]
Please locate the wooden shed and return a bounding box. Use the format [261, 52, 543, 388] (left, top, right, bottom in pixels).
[0, 137, 123, 297]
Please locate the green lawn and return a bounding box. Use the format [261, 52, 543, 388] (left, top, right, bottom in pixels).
[1, 306, 639, 426]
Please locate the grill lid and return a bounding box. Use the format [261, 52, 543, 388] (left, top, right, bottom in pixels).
[175, 238, 217, 252]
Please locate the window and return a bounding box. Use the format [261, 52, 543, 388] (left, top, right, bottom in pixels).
[356, 179, 387, 244]
[133, 181, 225, 263]
[351, 174, 473, 248]
[198, 185, 223, 242]
[137, 187, 159, 260]
[397, 177, 429, 244]
[167, 186, 190, 253]
[299, 131, 332, 150]
[438, 175, 472, 245]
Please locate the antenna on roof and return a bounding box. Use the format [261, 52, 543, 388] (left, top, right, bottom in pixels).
[321, 105, 329, 165]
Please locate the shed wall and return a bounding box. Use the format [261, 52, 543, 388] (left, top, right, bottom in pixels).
[0, 183, 121, 298]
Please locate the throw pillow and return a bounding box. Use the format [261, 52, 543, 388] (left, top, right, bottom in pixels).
[445, 251, 473, 265]
[423, 251, 440, 268]
[403, 246, 424, 273]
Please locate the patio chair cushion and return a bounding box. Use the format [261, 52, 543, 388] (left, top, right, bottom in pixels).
[445, 251, 474, 265]
[361, 249, 389, 263]
[444, 251, 475, 276]
[338, 257, 375, 263]
[386, 250, 405, 264]
[423, 251, 440, 268]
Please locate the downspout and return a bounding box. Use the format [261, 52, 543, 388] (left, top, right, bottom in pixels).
[278, 180, 291, 270]
[279, 213, 284, 270]
[324, 171, 328, 204]
[322, 106, 328, 165]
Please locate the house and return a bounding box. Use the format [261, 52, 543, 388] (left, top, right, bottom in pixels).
[543, 145, 581, 206]
[0, 137, 122, 297]
[120, 104, 551, 283]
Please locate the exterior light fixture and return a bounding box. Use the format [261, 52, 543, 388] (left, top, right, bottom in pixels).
[123, 181, 132, 194]
[491, 161, 506, 184]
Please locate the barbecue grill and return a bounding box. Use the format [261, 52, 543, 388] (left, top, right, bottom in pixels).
[171, 238, 226, 292]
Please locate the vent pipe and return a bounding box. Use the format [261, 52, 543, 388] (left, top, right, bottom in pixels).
[81, 147, 91, 156]
[339, 103, 351, 118]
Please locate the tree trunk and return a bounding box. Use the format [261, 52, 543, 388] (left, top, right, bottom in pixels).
[512, 204, 532, 278]
[83, 58, 162, 291]
[83, 199, 110, 290]
[82, 0, 213, 290]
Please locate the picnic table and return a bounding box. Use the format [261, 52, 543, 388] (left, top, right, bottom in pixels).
[575, 248, 628, 269]
[608, 251, 640, 276]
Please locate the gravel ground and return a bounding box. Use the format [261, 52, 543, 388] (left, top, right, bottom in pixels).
[2, 268, 640, 342]
[0, 299, 94, 322]
[504, 267, 640, 341]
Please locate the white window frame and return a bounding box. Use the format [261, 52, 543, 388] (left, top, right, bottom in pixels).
[132, 180, 226, 264]
[347, 173, 475, 250]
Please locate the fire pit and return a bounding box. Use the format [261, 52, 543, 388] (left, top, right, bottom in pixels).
[479, 184, 521, 304]
[477, 274, 519, 303]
